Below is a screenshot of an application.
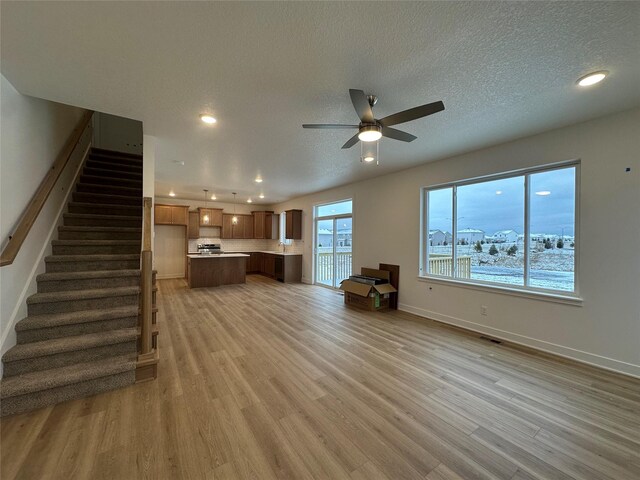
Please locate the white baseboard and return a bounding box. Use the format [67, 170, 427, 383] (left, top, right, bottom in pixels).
[398, 303, 640, 379]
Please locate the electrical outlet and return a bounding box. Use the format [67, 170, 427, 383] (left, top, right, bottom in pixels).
[481, 305, 488, 316]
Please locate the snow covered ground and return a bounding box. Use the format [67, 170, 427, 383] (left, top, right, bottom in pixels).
[429, 241, 575, 291]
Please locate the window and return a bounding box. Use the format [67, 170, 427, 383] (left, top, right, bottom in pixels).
[279, 213, 292, 245]
[421, 163, 578, 295]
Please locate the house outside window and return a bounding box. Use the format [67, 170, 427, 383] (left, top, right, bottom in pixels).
[421, 162, 579, 296]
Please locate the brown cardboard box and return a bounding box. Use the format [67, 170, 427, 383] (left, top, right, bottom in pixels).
[339, 268, 398, 311]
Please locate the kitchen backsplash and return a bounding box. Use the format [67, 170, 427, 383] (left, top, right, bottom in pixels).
[188, 237, 305, 254]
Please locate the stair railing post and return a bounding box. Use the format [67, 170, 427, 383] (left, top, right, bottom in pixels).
[139, 197, 153, 357]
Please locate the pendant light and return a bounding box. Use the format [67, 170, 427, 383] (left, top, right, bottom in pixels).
[203, 189, 209, 223]
[231, 192, 238, 225]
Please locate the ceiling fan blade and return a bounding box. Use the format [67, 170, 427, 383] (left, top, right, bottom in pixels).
[341, 133, 360, 149]
[302, 124, 359, 129]
[382, 126, 417, 143]
[378, 100, 444, 127]
[349, 89, 374, 123]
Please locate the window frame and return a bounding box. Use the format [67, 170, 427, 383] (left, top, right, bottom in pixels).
[419, 160, 580, 299]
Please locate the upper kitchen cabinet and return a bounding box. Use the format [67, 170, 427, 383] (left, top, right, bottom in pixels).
[199, 208, 223, 227]
[223, 214, 253, 239]
[188, 211, 200, 239]
[285, 209, 302, 239]
[155, 204, 189, 225]
[253, 211, 277, 239]
[253, 211, 266, 239]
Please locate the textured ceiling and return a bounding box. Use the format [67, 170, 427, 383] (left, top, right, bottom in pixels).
[2, 1, 639, 204]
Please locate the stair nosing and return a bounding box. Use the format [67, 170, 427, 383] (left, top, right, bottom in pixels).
[58, 226, 142, 232]
[27, 286, 140, 305]
[0, 354, 137, 399]
[63, 213, 142, 220]
[16, 305, 140, 332]
[2, 328, 138, 362]
[80, 174, 142, 185]
[51, 240, 141, 246]
[77, 182, 142, 192]
[45, 254, 140, 262]
[37, 269, 141, 282]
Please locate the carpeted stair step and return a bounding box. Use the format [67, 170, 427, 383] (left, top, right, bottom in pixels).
[2, 328, 138, 377]
[71, 191, 141, 206]
[57, 225, 142, 241]
[37, 269, 141, 293]
[45, 254, 140, 273]
[91, 147, 142, 160]
[67, 201, 142, 217]
[86, 154, 143, 169]
[79, 174, 142, 188]
[76, 182, 142, 197]
[15, 305, 139, 343]
[63, 212, 141, 228]
[84, 159, 142, 174]
[0, 354, 136, 416]
[83, 166, 143, 180]
[27, 286, 140, 316]
[51, 239, 140, 256]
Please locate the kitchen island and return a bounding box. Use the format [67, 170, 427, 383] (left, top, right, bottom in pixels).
[187, 253, 250, 288]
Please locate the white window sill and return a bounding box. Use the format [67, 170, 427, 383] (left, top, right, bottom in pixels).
[417, 275, 583, 306]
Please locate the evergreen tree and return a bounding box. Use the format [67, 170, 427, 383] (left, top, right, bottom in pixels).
[474, 241, 483, 253]
[544, 239, 553, 249]
[507, 245, 518, 256]
[489, 244, 499, 256]
[557, 239, 564, 249]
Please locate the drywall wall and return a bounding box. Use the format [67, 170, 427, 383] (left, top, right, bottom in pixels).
[273, 108, 640, 377]
[93, 112, 143, 154]
[0, 74, 89, 362]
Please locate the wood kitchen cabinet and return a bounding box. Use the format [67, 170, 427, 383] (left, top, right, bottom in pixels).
[199, 208, 223, 227]
[253, 211, 266, 239]
[265, 212, 278, 240]
[154, 204, 188, 225]
[263, 254, 276, 278]
[188, 211, 200, 239]
[285, 209, 302, 239]
[232, 215, 244, 239]
[253, 211, 277, 239]
[243, 215, 254, 239]
[222, 214, 233, 239]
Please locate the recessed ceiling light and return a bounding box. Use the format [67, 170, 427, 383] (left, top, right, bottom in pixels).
[173, 160, 185, 165]
[169, 191, 176, 197]
[255, 177, 263, 183]
[211, 195, 216, 200]
[536, 190, 551, 196]
[259, 194, 265, 199]
[577, 71, 608, 87]
[363, 156, 375, 163]
[495, 190, 502, 195]
[247, 198, 252, 203]
[358, 125, 382, 142]
[200, 114, 217, 124]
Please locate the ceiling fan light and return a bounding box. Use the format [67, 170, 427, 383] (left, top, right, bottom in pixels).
[363, 156, 375, 163]
[358, 125, 382, 142]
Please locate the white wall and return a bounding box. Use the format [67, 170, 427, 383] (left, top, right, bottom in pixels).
[273, 108, 640, 377]
[0, 74, 89, 362]
[93, 112, 143, 154]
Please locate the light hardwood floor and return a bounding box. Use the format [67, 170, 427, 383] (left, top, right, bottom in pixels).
[2, 276, 640, 479]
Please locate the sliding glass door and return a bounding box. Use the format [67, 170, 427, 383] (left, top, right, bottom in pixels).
[314, 200, 352, 288]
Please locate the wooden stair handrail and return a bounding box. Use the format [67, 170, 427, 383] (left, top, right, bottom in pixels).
[0, 110, 94, 267]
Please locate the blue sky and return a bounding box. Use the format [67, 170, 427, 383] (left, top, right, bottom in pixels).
[428, 167, 575, 236]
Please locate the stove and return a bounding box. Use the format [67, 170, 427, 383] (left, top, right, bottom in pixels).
[197, 243, 224, 255]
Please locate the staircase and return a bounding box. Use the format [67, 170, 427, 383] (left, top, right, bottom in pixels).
[1, 147, 154, 417]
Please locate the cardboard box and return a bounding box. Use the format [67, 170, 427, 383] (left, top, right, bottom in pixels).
[339, 268, 398, 311]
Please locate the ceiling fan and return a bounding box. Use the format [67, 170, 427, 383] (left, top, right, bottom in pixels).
[303, 89, 444, 149]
